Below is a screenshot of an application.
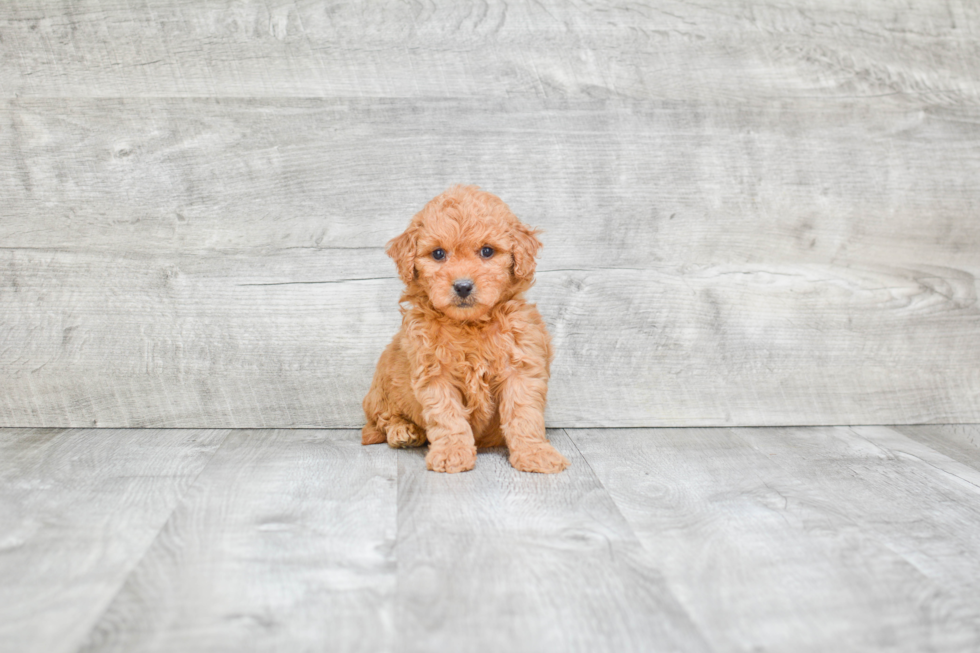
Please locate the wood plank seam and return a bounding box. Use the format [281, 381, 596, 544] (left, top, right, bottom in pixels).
[727, 426, 980, 605]
[70, 429, 233, 653]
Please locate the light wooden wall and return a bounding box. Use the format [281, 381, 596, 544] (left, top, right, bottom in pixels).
[2, 1, 979, 428]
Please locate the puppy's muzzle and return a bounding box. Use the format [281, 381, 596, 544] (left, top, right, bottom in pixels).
[453, 279, 475, 300]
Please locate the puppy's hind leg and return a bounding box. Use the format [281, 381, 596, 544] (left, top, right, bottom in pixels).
[362, 383, 388, 445]
[381, 414, 427, 449]
[362, 422, 386, 445]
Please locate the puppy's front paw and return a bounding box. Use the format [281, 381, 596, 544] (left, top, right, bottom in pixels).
[426, 444, 477, 473]
[509, 443, 569, 474]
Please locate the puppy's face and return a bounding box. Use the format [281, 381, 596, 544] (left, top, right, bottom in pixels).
[414, 218, 513, 321]
[388, 186, 542, 321]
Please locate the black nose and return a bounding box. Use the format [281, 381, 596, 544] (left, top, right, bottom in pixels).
[453, 279, 474, 298]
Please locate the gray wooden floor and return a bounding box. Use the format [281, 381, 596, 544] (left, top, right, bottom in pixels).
[2, 425, 979, 652]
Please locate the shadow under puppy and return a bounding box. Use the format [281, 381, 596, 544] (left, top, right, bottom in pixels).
[362, 185, 569, 474]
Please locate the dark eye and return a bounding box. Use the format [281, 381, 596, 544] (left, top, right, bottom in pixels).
[480, 246, 494, 259]
[431, 248, 446, 261]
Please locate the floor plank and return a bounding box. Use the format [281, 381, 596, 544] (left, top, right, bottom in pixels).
[393, 430, 710, 653]
[5, 426, 980, 651]
[76, 430, 397, 653]
[891, 424, 980, 472]
[569, 426, 980, 652]
[0, 428, 227, 653]
[732, 425, 980, 646]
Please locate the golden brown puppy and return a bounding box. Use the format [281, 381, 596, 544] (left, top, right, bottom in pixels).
[362, 185, 569, 474]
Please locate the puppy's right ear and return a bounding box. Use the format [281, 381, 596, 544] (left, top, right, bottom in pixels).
[386, 224, 419, 286]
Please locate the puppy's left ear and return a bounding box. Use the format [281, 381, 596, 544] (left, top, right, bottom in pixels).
[511, 221, 543, 284]
[386, 224, 419, 286]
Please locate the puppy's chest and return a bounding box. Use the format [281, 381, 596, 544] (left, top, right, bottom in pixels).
[430, 329, 515, 395]
[439, 336, 507, 384]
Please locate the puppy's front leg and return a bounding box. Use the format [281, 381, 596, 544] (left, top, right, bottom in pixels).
[499, 373, 569, 474]
[417, 378, 477, 473]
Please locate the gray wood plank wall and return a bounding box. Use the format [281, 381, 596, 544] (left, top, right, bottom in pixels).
[2, 1, 979, 428]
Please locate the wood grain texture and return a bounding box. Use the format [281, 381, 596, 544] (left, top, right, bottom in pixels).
[4, 425, 980, 651]
[4, 97, 980, 268]
[2, 96, 979, 427]
[892, 424, 980, 471]
[569, 426, 980, 652]
[732, 424, 980, 643]
[2, 0, 980, 428]
[0, 428, 227, 653]
[394, 430, 710, 653]
[2, 1, 978, 101]
[76, 429, 397, 653]
[1, 248, 977, 427]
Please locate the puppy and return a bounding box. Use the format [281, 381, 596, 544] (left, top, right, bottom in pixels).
[362, 185, 569, 474]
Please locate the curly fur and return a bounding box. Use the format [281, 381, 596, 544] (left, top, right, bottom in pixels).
[362, 185, 569, 474]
